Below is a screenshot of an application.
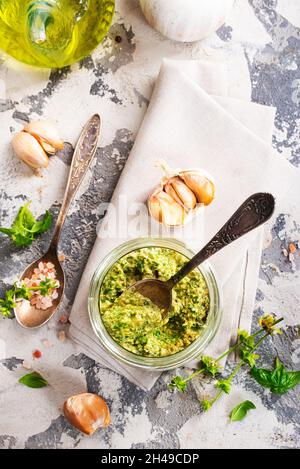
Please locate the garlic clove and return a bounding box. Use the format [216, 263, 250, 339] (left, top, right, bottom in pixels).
[12, 132, 49, 169]
[63, 393, 111, 436]
[165, 177, 197, 210]
[24, 120, 64, 151]
[180, 171, 215, 206]
[148, 193, 162, 223]
[149, 190, 185, 226]
[38, 139, 57, 155]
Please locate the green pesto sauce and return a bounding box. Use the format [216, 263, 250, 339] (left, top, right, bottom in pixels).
[99, 247, 210, 358]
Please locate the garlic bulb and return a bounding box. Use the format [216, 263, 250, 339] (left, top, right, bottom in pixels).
[140, 0, 235, 42]
[64, 393, 111, 436]
[148, 161, 215, 226]
[12, 120, 64, 171]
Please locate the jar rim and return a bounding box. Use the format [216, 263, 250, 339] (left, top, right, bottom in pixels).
[88, 237, 223, 371]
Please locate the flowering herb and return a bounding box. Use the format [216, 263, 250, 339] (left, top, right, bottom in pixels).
[168, 315, 289, 413]
[215, 379, 231, 394]
[202, 400, 212, 412]
[258, 314, 282, 335]
[201, 355, 221, 377]
[169, 376, 187, 393]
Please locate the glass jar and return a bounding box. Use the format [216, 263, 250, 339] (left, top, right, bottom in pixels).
[88, 238, 222, 371]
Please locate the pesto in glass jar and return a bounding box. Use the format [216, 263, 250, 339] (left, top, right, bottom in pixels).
[100, 247, 210, 358]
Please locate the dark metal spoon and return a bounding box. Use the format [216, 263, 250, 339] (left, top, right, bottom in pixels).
[14, 114, 101, 328]
[129, 193, 275, 318]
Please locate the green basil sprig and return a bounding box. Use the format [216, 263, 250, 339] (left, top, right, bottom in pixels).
[0, 202, 52, 247]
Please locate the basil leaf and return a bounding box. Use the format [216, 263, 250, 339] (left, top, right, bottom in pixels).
[251, 367, 273, 388]
[230, 400, 256, 422]
[12, 203, 35, 232]
[29, 210, 52, 234]
[251, 358, 300, 395]
[19, 372, 48, 389]
[11, 232, 35, 247]
[0, 203, 52, 247]
[0, 227, 14, 235]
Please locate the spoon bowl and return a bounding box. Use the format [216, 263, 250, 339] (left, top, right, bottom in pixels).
[14, 114, 101, 328]
[15, 248, 65, 329]
[128, 278, 172, 318]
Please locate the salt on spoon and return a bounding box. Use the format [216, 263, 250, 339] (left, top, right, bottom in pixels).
[14, 114, 101, 329]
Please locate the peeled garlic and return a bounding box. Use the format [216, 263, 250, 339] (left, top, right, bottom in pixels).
[24, 120, 64, 151]
[148, 161, 215, 226]
[12, 132, 49, 169]
[12, 120, 64, 171]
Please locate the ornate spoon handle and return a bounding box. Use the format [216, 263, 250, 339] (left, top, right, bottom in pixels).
[168, 193, 275, 288]
[50, 114, 101, 251]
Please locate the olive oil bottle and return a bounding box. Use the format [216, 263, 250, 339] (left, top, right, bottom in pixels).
[0, 0, 115, 68]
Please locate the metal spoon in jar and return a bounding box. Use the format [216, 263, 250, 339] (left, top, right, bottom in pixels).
[128, 193, 275, 319]
[14, 114, 101, 328]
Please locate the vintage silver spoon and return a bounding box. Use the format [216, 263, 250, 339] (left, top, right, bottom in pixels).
[14, 114, 101, 328]
[129, 193, 275, 319]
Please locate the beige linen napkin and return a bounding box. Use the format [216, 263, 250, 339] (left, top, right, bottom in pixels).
[69, 56, 298, 390]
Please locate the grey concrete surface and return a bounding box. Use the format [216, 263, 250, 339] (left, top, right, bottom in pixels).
[0, 0, 299, 449]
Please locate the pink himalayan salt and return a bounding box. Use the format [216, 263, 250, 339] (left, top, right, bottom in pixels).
[58, 331, 66, 342]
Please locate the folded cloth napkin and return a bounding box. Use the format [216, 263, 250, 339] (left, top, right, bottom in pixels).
[69, 53, 299, 390]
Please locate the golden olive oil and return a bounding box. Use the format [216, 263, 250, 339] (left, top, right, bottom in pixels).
[0, 0, 115, 68]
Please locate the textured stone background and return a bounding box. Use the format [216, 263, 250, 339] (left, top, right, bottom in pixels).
[0, 0, 300, 449]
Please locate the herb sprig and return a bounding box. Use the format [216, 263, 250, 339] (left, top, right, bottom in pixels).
[0, 279, 59, 318]
[0, 202, 52, 247]
[168, 315, 296, 411]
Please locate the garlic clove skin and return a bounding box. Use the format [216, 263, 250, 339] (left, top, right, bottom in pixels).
[149, 190, 185, 226]
[165, 176, 197, 210]
[24, 120, 64, 151]
[148, 193, 162, 223]
[39, 139, 57, 155]
[180, 171, 215, 206]
[12, 132, 49, 169]
[63, 393, 111, 436]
